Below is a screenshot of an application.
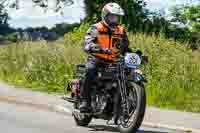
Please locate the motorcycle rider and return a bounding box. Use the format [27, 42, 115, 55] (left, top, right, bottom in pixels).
[80, 2, 132, 113]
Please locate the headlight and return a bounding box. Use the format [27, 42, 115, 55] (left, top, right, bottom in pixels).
[134, 69, 143, 74]
[125, 53, 141, 68]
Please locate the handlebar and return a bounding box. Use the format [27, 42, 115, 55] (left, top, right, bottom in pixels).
[89, 47, 148, 64]
[89, 48, 113, 54]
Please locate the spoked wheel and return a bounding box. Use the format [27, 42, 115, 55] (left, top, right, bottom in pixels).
[118, 82, 146, 133]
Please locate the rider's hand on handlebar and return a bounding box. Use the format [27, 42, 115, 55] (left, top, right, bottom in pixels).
[101, 48, 121, 56]
[90, 43, 102, 53]
[101, 48, 112, 54]
[90, 45, 112, 54]
[90, 44, 119, 56]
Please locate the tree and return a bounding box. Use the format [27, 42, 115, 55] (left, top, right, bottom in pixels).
[1, 0, 74, 14]
[168, 5, 200, 49]
[0, 3, 15, 36]
[170, 6, 187, 24]
[171, 5, 200, 32]
[0, 4, 8, 24]
[183, 5, 200, 32]
[50, 23, 80, 35]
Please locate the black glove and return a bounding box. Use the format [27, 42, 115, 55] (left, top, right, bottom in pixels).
[90, 43, 102, 53]
[90, 43, 112, 54]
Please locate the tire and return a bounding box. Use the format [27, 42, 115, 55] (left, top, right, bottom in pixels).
[118, 82, 146, 133]
[73, 102, 92, 127]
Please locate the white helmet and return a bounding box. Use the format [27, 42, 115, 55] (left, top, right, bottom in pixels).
[102, 2, 125, 28]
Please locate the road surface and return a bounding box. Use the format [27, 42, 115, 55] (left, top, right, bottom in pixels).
[0, 101, 177, 133]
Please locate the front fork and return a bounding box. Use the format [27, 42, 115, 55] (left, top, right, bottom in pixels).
[117, 68, 130, 122]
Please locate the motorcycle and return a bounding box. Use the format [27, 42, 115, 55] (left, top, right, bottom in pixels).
[64, 47, 148, 133]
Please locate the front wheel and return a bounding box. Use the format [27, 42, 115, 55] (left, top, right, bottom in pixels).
[119, 82, 146, 133]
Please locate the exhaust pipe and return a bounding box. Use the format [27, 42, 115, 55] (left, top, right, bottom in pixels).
[62, 96, 77, 103]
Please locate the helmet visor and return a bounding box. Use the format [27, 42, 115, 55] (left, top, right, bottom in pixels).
[106, 14, 120, 26]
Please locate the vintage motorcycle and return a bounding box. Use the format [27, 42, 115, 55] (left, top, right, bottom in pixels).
[64, 48, 148, 133]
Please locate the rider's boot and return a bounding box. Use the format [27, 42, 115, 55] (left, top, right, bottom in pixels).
[113, 114, 119, 125]
[79, 76, 92, 113]
[79, 99, 91, 113]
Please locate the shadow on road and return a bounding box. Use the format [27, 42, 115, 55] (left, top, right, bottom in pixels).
[138, 130, 169, 133]
[87, 124, 170, 133]
[87, 124, 119, 132]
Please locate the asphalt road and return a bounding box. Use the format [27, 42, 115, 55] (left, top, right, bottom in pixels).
[0, 101, 177, 133]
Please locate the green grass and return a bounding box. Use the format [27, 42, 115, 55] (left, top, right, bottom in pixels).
[0, 24, 200, 113]
[0, 40, 85, 94]
[128, 34, 200, 112]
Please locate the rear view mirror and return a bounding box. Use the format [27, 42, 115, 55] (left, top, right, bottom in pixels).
[135, 50, 143, 56]
[141, 56, 148, 64]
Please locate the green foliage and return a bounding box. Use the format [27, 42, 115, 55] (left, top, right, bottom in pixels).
[169, 5, 200, 49]
[50, 23, 81, 36]
[0, 35, 5, 42]
[7, 32, 17, 42]
[184, 5, 200, 32]
[0, 40, 85, 94]
[129, 33, 200, 112]
[171, 5, 200, 32]
[0, 4, 8, 25]
[0, 4, 15, 36]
